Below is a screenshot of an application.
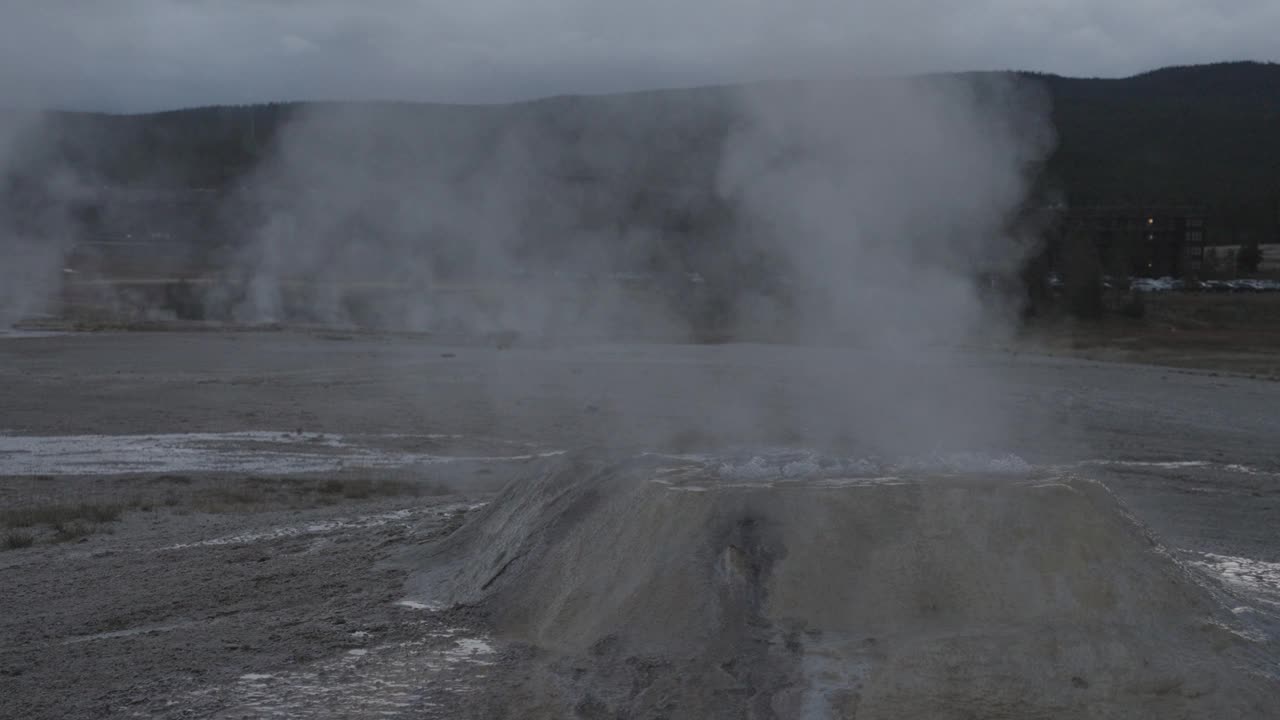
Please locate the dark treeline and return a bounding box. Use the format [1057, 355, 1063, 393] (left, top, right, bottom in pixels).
[3, 62, 1278, 263]
[1040, 62, 1280, 241]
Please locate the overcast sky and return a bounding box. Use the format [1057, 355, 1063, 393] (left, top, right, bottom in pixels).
[2, 0, 1278, 112]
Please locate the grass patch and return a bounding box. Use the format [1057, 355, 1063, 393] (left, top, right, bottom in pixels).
[187, 477, 440, 513]
[52, 521, 98, 543]
[1, 502, 123, 529]
[189, 485, 274, 514]
[8, 476, 452, 521]
[3, 531, 34, 551]
[317, 479, 347, 495]
[315, 478, 427, 500]
[0, 496, 133, 545]
[207, 487, 269, 506]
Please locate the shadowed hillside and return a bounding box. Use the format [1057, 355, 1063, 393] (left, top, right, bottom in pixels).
[1, 63, 1277, 338]
[3, 63, 1278, 235]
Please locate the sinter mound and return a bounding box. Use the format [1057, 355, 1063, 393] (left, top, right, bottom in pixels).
[407, 452, 1280, 719]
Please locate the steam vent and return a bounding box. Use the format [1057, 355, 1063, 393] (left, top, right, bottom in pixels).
[408, 452, 1280, 719]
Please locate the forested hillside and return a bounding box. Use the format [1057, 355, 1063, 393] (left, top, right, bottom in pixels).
[3, 62, 1278, 247]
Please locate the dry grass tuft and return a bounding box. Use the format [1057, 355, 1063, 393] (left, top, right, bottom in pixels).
[3, 531, 35, 551]
[186, 476, 437, 513]
[52, 521, 99, 543]
[1, 503, 123, 529]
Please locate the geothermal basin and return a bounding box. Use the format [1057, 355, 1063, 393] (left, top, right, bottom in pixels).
[1, 332, 1278, 719]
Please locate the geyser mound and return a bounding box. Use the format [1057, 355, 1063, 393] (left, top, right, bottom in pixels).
[408, 452, 1279, 719]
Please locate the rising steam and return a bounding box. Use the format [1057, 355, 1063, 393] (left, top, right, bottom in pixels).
[223, 75, 1050, 345]
[719, 75, 1052, 345]
[1, 73, 1054, 455]
[218, 74, 1051, 454]
[0, 112, 77, 328]
[708, 75, 1053, 456]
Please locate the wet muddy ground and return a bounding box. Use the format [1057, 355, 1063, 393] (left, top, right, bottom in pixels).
[0, 476, 498, 719]
[1, 331, 1277, 717]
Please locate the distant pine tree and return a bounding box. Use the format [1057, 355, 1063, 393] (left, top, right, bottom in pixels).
[1063, 229, 1104, 320]
[1237, 238, 1263, 274]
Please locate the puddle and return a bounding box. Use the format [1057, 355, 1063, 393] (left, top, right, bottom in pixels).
[159, 503, 481, 551]
[653, 475, 911, 492]
[396, 599, 444, 611]
[1075, 459, 1215, 470]
[0, 431, 563, 477]
[645, 449, 1033, 491]
[643, 450, 1280, 493]
[60, 620, 208, 645]
[1069, 459, 1278, 476]
[1188, 552, 1280, 598]
[170, 626, 499, 719]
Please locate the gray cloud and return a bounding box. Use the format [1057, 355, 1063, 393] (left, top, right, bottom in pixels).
[1, 0, 1278, 111]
